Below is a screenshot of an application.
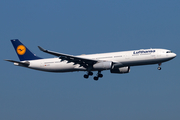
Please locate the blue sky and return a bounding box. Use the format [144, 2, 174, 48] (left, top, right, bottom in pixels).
[1, 0, 180, 120]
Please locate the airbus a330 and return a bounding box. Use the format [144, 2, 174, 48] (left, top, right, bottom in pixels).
[5, 39, 176, 80]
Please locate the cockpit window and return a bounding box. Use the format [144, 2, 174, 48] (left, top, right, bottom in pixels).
[166, 51, 172, 53]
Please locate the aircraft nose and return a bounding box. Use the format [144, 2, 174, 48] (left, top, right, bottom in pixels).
[172, 53, 177, 58]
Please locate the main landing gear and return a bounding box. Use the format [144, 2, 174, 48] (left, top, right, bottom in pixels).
[93, 71, 103, 81]
[84, 71, 93, 79]
[83, 71, 103, 81]
[158, 63, 162, 70]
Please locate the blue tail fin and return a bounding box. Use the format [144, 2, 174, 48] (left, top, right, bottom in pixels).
[11, 39, 42, 61]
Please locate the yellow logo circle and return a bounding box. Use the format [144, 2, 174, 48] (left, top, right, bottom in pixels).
[17, 45, 26, 55]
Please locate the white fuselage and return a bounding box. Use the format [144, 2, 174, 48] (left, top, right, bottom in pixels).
[19, 48, 176, 72]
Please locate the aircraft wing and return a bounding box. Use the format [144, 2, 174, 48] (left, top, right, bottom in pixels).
[38, 46, 98, 68]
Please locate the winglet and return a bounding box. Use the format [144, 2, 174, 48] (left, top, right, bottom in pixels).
[38, 46, 62, 57]
[38, 46, 47, 52]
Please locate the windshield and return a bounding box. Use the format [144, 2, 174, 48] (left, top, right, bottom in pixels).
[166, 51, 172, 53]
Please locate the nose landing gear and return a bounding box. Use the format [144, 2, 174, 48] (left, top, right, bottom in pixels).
[158, 67, 161, 70]
[158, 63, 162, 70]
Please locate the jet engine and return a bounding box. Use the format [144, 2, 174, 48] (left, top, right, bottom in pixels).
[110, 66, 130, 74]
[93, 61, 112, 70]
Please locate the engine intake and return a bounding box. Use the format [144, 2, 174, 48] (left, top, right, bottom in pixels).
[110, 66, 130, 74]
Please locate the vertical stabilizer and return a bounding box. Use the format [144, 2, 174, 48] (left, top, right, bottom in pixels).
[11, 39, 42, 61]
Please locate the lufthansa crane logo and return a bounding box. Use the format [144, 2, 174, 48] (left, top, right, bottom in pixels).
[17, 45, 26, 55]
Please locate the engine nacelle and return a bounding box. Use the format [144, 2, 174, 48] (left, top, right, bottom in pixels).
[93, 61, 112, 70]
[110, 66, 130, 74]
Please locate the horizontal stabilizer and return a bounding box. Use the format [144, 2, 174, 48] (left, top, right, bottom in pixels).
[5, 59, 30, 67]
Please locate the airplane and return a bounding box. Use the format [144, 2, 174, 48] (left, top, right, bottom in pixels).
[5, 39, 176, 80]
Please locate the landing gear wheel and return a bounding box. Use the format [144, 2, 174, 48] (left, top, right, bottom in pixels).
[158, 67, 161, 70]
[94, 76, 99, 81]
[98, 74, 103, 78]
[88, 72, 93, 76]
[84, 74, 89, 79]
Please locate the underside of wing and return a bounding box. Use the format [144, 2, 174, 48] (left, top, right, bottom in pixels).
[38, 46, 98, 68]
